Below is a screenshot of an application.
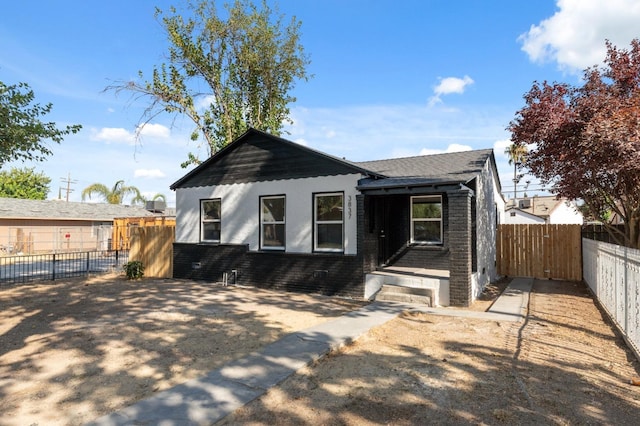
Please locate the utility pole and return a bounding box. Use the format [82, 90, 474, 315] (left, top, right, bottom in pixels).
[60, 173, 77, 202]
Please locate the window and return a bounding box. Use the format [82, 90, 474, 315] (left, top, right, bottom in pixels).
[260, 195, 285, 250]
[411, 195, 442, 244]
[314, 192, 344, 252]
[201, 199, 221, 242]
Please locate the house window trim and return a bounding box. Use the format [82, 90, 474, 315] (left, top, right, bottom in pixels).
[260, 194, 286, 251]
[410, 195, 443, 245]
[200, 198, 221, 243]
[313, 191, 345, 253]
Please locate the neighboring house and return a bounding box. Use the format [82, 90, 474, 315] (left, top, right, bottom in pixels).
[170, 128, 504, 307]
[504, 196, 583, 225]
[0, 198, 167, 254]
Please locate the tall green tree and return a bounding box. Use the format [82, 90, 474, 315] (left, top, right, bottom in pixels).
[81, 180, 144, 205]
[0, 81, 81, 166]
[108, 0, 310, 167]
[509, 39, 640, 248]
[0, 167, 51, 199]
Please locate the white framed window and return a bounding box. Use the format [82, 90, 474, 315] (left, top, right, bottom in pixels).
[201, 199, 221, 242]
[260, 195, 286, 250]
[411, 195, 442, 244]
[314, 192, 344, 252]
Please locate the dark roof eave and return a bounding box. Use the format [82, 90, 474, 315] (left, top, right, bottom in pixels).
[357, 176, 476, 191]
[357, 181, 475, 195]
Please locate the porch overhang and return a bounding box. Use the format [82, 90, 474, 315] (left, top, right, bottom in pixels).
[356, 177, 475, 196]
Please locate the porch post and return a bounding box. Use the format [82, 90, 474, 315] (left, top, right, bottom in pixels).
[448, 189, 473, 306]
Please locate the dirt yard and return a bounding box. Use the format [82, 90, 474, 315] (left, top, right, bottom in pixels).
[220, 280, 640, 425]
[1, 275, 639, 425]
[0, 274, 365, 425]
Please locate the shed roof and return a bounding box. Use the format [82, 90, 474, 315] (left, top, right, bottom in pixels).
[0, 198, 158, 221]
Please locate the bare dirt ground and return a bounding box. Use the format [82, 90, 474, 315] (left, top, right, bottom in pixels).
[2, 275, 639, 426]
[0, 274, 365, 426]
[220, 280, 640, 425]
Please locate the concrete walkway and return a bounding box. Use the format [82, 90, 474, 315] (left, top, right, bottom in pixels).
[87, 277, 533, 426]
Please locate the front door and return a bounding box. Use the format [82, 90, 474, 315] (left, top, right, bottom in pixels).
[376, 197, 390, 265]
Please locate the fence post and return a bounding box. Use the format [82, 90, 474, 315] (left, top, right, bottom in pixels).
[86, 252, 90, 274]
[52, 253, 56, 281]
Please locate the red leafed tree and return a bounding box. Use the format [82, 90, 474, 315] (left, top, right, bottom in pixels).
[509, 39, 640, 249]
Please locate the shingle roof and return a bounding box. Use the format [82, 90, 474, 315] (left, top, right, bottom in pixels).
[506, 196, 575, 219]
[170, 128, 383, 190]
[0, 198, 158, 221]
[355, 149, 495, 190]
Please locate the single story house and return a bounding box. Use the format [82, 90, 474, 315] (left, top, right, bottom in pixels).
[170, 128, 504, 307]
[504, 196, 583, 225]
[0, 198, 170, 254]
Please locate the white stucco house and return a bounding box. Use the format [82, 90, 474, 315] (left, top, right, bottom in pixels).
[504, 196, 583, 225]
[170, 128, 505, 306]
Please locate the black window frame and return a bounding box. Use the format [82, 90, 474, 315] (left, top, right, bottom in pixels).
[200, 198, 221, 243]
[410, 195, 443, 244]
[259, 194, 286, 251]
[313, 191, 344, 253]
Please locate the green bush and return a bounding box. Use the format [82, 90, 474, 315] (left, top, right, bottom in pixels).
[123, 260, 144, 280]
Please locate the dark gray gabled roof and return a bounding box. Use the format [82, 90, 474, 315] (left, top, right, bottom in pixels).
[0, 197, 158, 221]
[170, 128, 383, 189]
[355, 149, 496, 191]
[169, 128, 499, 193]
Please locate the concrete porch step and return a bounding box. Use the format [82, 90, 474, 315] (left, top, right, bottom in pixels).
[375, 284, 433, 306]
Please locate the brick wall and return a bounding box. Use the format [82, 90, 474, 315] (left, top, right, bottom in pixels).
[447, 190, 473, 306]
[173, 242, 366, 299]
[173, 243, 247, 282]
[392, 246, 450, 269]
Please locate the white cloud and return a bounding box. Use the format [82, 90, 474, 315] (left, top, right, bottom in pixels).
[434, 75, 475, 96]
[137, 123, 171, 138]
[494, 139, 512, 158]
[91, 127, 135, 144]
[519, 0, 640, 72]
[195, 94, 216, 110]
[418, 144, 473, 156]
[429, 75, 474, 106]
[134, 168, 166, 178]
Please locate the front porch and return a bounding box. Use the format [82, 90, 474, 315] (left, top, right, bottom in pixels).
[359, 186, 475, 306]
[365, 266, 450, 306]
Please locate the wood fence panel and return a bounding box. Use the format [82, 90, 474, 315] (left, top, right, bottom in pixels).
[129, 225, 175, 278]
[497, 224, 582, 281]
[112, 216, 176, 250]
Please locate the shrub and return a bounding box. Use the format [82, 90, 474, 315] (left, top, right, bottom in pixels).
[123, 260, 144, 280]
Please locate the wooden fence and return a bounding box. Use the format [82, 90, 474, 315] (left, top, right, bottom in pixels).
[129, 225, 175, 278]
[497, 224, 582, 281]
[112, 216, 176, 250]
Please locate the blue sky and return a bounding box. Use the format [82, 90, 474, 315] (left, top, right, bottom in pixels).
[2, 0, 640, 206]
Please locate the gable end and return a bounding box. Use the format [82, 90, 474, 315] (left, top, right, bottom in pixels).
[171, 129, 373, 189]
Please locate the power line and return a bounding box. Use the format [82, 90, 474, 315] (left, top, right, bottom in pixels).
[60, 172, 77, 202]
